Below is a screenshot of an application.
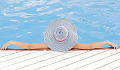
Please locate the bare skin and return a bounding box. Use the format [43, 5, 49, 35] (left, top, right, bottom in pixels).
[1, 40, 119, 50]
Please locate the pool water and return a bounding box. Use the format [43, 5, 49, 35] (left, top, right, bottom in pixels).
[0, 0, 120, 49]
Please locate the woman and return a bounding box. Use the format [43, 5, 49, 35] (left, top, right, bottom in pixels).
[1, 18, 119, 51]
[1, 40, 119, 50]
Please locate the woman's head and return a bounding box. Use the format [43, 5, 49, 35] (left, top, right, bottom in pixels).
[44, 18, 78, 52]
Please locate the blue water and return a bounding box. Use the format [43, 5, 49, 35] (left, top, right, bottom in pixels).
[0, 0, 120, 49]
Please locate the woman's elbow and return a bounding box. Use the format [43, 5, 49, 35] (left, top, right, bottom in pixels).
[88, 44, 95, 49]
[77, 43, 94, 50]
[24, 44, 32, 49]
[82, 44, 94, 49]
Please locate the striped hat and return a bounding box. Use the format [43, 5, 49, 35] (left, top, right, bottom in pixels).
[44, 18, 78, 52]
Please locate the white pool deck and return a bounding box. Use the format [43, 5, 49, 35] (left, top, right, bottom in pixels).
[0, 48, 120, 70]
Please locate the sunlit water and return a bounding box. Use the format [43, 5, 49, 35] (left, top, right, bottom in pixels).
[0, 0, 120, 49]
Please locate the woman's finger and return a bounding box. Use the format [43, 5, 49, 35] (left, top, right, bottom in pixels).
[114, 46, 115, 49]
[5, 47, 7, 50]
[1, 46, 4, 50]
[3, 47, 5, 50]
[2, 47, 4, 50]
[1, 47, 4, 50]
[2, 45, 6, 49]
[116, 46, 118, 49]
[1, 43, 8, 50]
[2, 46, 6, 50]
[115, 46, 118, 49]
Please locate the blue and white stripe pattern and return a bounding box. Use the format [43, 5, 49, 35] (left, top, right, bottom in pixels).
[44, 18, 78, 52]
[54, 26, 68, 42]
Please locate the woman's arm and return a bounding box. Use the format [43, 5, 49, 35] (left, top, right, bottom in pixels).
[1, 40, 49, 50]
[1, 40, 118, 50]
[73, 41, 118, 49]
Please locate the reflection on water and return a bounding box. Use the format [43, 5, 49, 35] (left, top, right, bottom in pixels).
[0, 0, 120, 48]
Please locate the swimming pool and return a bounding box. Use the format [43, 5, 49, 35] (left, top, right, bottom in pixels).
[0, 0, 120, 49]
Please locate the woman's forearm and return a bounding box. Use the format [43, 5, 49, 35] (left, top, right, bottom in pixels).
[89, 41, 109, 49]
[10, 41, 31, 49]
[1, 40, 48, 50]
[73, 41, 118, 49]
[89, 41, 118, 49]
[73, 41, 109, 49]
[10, 41, 48, 49]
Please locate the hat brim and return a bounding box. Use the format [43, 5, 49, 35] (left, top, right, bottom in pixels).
[44, 18, 78, 52]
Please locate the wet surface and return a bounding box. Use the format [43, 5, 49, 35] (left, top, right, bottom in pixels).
[0, 0, 120, 48]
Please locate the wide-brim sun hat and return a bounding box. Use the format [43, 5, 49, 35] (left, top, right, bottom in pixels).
[44, 18, 78, 52]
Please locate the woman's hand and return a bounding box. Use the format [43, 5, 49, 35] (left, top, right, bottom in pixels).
[1, 41, 12, 50]
[107, 41, 119, 49]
